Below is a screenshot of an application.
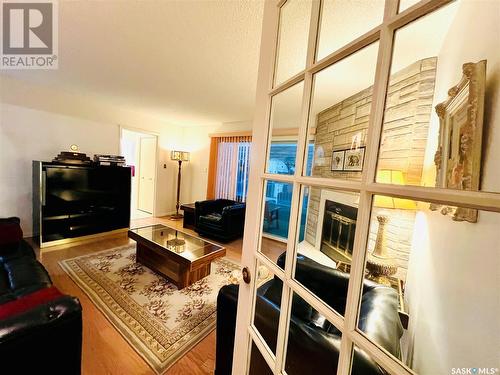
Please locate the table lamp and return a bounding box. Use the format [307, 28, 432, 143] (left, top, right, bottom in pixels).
[169, 150, 190, 220]
[366, 170, 416, 285]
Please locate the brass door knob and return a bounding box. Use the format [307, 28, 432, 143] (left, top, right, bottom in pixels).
[242, 267, 251, 284]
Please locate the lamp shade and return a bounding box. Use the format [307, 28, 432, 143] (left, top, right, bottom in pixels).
[374, 170, 416, 210]
[170, 150, 190, 162]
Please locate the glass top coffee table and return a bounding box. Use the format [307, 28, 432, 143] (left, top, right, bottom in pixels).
[128, 224, 226, 289]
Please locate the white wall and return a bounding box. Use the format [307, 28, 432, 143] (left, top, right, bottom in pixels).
[405, 1, 500, 372]
[0, 76, 185, 235]
[0, 104, 119, 235]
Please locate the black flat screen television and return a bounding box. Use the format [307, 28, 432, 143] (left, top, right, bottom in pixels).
[35, 162, 131, 243]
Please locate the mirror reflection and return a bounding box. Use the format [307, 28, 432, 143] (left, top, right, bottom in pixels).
[284, 292, 342, 375]
[265, 82, 305, 177]
[249, 342, 273, 375]
[252, 262, 281, 355]
[376, 0, 499, 202]
[292, 186, 360, 317]
[316, 0, 384, 61]
[357, 196, 500, 375]
[305, 41, 380, 179]
[274, 0, 312, 85]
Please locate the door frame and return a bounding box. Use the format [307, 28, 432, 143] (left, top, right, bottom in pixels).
[232, 0, 500, 375]
[119, 125, 159, 218]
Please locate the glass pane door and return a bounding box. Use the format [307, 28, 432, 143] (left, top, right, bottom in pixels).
[232, 1, 500, 375]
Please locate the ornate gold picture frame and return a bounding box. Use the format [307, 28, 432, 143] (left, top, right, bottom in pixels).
[431, 60, 486, 223]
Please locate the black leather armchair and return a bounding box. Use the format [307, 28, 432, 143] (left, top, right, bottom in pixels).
[215, 253, 403, 375]
[0, 217, 83, 374]
[194, 199, 246, 242]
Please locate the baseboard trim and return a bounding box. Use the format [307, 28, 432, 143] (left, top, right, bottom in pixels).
[155, 211, 177, 217]
[40, 228, 128, 249]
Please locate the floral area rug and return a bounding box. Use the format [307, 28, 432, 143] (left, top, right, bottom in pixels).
[59, 244, 240, 374]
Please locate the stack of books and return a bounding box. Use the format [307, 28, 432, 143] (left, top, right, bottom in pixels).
[93, 154, 126, 166]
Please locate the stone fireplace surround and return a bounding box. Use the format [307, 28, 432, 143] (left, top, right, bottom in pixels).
[302, 58, 436, 280]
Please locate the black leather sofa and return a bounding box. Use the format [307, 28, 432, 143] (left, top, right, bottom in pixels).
[194, 199, 246, 242]
[215, 253, 403, 375]
[0, 217, 83, 374]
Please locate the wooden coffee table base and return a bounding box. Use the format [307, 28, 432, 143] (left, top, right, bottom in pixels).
[136, 242, 213, 289]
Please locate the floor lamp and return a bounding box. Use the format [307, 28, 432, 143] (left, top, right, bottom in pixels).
[169, 150, 190, 220]
[366, 170, 416, 285]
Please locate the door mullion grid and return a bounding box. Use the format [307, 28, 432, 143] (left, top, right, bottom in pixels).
[247, 0, 500, 375]
[387, 0, 455, 32]
[263, 173, 363, 191]
[367, 182, 500, 212]
[337, 0, 398, 373]
[335, 191, 374, 375]
[255, 251, 286, 282]
[350, 329, 416, 375]
[262, 175, 500, 214]
[270, 71, 306, 96]
[268, 0, 456, 102]
[273, 1, 321, 374]
[269, 175, 301, 375]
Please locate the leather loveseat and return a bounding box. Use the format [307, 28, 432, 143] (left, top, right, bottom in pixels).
[215, 253, 403, 375]
[194, 199, 246, 242]
[0, 217, 83, 374]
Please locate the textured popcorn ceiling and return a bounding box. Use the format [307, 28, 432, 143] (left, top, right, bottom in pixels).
[1, 0, 265, 127]
[274, 0, 459, 129]
[1, 0, 458, 128]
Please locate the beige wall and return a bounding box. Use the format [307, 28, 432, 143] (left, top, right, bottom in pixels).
[0, 75, 255, 233]
[405, 0, 500, 372]
[0, 104, 119, 235]
[0, 76, 184, 234]
[180, 121, 252, 204]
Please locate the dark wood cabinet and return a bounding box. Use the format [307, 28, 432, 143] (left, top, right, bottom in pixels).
[33, 161, 131, 247]
[180, 203, 196, 230]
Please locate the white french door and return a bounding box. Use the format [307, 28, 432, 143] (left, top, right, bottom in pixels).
[233, 0, 500, 375]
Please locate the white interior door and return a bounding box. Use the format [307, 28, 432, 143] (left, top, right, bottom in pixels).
[232, 1, 500, 375]
[138, 137, 156, 214]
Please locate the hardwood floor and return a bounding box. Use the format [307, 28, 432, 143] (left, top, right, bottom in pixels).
[34, 217, 245, 375]
[33, 217, 286, 374]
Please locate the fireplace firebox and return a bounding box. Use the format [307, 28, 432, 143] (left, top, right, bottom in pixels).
[320, 200, 358, 263]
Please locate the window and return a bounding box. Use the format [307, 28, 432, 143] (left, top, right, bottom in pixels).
[210, 138, 313, 206]
[207, 135, 251, 202]
[235, 142, 251, 202]
[263, 142, 314, 241]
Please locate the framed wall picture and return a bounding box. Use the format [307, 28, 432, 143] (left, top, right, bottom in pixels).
[430, 60, 486, 223]
[344, 147, 365, 171]
[331, 150, 345, 171]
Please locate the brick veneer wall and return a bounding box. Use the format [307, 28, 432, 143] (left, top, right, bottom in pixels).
[306, 58, 437, 279]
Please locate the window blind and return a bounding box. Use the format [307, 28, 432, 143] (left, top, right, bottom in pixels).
[210, 136, 252, 202]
